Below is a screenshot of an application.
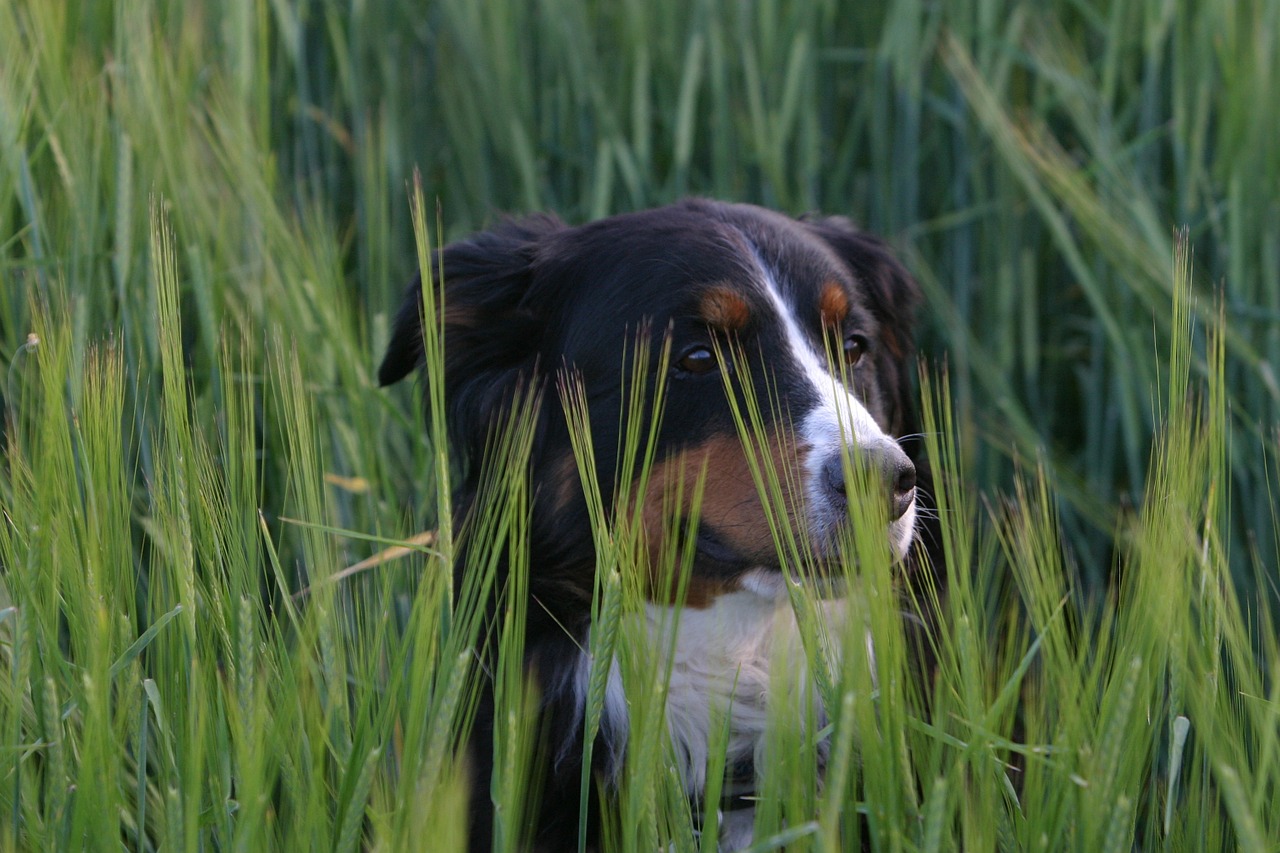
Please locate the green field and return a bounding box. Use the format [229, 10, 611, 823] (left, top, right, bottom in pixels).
[1, 0, 1277, 849]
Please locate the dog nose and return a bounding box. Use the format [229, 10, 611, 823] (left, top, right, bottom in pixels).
[887, 454, 917, 520]
[822, 442, 917, 521]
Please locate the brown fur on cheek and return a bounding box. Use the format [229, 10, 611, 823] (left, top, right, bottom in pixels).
[635, 429, 808, 607]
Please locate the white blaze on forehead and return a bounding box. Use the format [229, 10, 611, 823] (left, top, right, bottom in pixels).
[749, 249, 918, 562]
[750, 256, 892, 451]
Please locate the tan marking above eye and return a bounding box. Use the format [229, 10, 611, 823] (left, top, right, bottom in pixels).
[699, 286, 751, 331]
[819, 281, 850, 326]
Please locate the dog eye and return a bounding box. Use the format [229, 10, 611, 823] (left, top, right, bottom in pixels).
[842, 334, 868, 367]
[676, 346, 718, 376]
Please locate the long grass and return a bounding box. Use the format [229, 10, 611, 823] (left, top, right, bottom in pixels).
[2, 0, 1278, 849]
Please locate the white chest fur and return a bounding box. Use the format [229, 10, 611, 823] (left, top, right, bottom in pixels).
[645, 579, 844, 795]
[565, 577, 848, 851]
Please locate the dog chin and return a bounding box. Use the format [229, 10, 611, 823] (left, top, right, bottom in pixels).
[734, 566, 868, 601]
[735, 506, 918, 601]
[889, 502, 919, 562]
[735, 566, 847, 600]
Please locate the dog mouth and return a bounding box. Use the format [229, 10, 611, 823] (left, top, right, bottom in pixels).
[689, 511, 915, 590]
[691, 522, 835, 581]
[692, 526, 755, 572]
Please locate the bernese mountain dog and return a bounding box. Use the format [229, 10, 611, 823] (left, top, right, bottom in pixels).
[379, 198, 933, 851]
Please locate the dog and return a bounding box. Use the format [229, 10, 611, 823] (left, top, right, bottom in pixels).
[379, 199, 934, 851]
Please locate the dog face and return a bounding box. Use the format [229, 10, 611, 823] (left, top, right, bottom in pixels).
[380, 199, 923, 609]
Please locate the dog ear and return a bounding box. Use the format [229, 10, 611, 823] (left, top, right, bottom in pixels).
[378, 214, 565, 450]
[806, 216, 923, 436]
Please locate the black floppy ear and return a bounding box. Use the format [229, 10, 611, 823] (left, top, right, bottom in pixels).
[378, 277, 433, 386]
[807, 216, 923, 436]
[378, 214, 565, 452]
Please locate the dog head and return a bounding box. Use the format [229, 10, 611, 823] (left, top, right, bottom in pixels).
[380, 199, 925, 610]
